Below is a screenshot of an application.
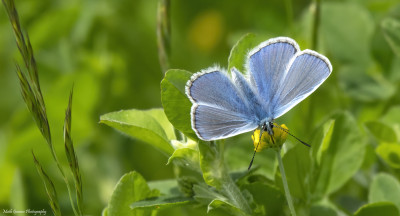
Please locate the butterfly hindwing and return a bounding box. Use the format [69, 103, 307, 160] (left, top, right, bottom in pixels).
[186, 68, 258, 140]
[191, 104, 258, 140]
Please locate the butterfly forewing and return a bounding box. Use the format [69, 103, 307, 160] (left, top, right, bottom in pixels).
[271, 50, 332, 118]
[247, 37, 299, 111]
[231, 68, 268, 121]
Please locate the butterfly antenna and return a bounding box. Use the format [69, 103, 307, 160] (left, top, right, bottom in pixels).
[248, 124, 266, 171]
[273, 123, 311, 147]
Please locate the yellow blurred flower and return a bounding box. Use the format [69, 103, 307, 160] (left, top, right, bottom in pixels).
[188, 10, 224, 53]
[251, 124, 288, 151]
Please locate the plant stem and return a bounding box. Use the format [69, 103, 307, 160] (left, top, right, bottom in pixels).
[276, 149, 296, 216]
[311, 0, 321, 50]
[284, 0, 294, 33]
[157, 0, 171, 73]
[308, 0, 321, 129]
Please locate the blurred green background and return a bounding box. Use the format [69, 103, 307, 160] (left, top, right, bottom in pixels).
[0, 0, 399, 215]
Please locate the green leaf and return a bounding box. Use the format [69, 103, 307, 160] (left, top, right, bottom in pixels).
[310, 204, 337, 216]
[376, 143, 400, 169]
[227, 33, 263, 73]
[313, 112, 366, 196]
[369, 173, 400, 211]
[241, 182, 284, 215]
[208, 199, 243, 215]
[338, 65, 396, 102]
[321, 2, 373, 64]
[131, 196, 195, 210]
[100, 108, 174, 155]
[225, 138, 277, 180]
[371, 23, 395, 73]
[382, 17, 400, 57]
[276, 144, 311, 200]
[193, 184, 242, 215]
[381, 106, 400, 139]
[108, 171, 159, 216]
[311, 119, 335, 165]
[382, 106, 400, 125]
[354, 202, 399, 216]
[146, 109, 176, 141]
[198, 141, 226, 188]
[177, 177, 198, 197]
[148, 179, 180, 196]
[102, 208, 108, 216]
[167, 147, 200, 172]
[198, 141, 252, 214]
[193, 183, 224, 205]
[365, 121, 398, 143]
[161, 69, 197, 140]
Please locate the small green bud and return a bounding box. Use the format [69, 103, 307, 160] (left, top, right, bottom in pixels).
[177, 176, 198, 197]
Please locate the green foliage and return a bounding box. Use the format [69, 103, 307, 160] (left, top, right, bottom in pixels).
[376, 143, 400, 169]
[106, 171, 159, 216]
[309, 204, 337, 216]
[369, 173, 400, 211]
[354, 202, 399, 216]
[198, 140, 252, 214]
[3, 0, 400, 215]
[321, 2, 373, 64]
[167, 147, 200, 171]
[382, 17, 400, 57]
[312, 112, 366, 196]
[100, 109, 175, 155]
[161, 69, 197, 139]
[337, 65, 396, 102]
[227, 33, 263, 73]
[131, 196, 195, 210]
[365, 121, 398, 143]
[241, 182, 284, 215]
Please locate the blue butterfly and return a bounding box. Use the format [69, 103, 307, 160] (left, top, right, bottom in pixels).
[185, 37, 332, 141]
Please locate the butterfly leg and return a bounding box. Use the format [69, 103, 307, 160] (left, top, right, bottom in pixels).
[248, 124, 267, 170]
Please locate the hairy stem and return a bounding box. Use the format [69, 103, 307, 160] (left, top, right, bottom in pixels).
[222, 176, 252, 216]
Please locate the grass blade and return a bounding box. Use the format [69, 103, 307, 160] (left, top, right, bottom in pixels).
[64, 88, 84, 215]
[32, 151, 62, 216]
[3, 0, 82, 215]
